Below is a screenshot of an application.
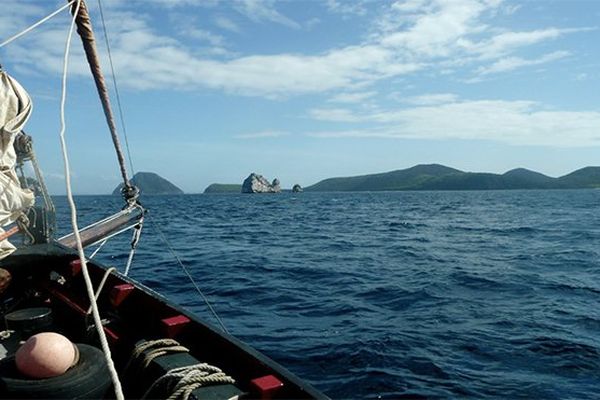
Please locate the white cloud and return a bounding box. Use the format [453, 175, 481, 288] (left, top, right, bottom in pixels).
[234, 130, 290, 139]
[184, 27, 225, 47]
[214, 16, 241, 33]
[475, 50, 570, 76]
[378, 0, 490, 57]
[326, 0, 370, 16]
[403, 93, 459, 105]
[501, 4, 521, 15]
[138, 0, 219, 8]
[0, 2, 44, 38]
[0, 0, 592, 99]
[309, 108, 362, 122]
[4, 14, 422, 96]
[309, 99, 600, 147]
[465, 28, 588, 60]
[233, 0, 300, 29]
[329, 91, 377, 103]
[392, 0, 432, 13]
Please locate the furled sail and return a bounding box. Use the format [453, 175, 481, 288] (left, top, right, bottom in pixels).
[0, 70, 35, 258]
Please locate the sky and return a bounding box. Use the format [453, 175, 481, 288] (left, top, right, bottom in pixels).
[0, 0, 599, 194]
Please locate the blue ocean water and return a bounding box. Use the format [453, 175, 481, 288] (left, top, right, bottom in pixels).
[54, 190, 600, 399]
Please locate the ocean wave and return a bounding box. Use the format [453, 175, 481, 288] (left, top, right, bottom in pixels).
[55, 190, 600, 399]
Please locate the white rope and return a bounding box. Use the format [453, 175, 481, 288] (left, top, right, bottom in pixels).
[127, 339, 235, 400]
[88, 239, 108, 259]
[142, 364, 236, 400]
[0, 1, 75, 48]
[86, 267, 116, 314]
[58, 2, 124, 399]
[124, 219, 143, 276]
[123, 244, 135, 275]
[124, 339, 188, 374]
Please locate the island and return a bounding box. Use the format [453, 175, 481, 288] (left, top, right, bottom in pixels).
[304, 164, 600, 191]
[204, 184, 242, 194]
[112, 172, 183, 195]
[242, 173, 281, 193]
[200, 164, 600, 194]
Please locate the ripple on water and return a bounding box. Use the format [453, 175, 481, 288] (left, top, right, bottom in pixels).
[53, 190, 600, 399]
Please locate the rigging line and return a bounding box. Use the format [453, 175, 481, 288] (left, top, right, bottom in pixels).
[0, 1, 75, 48]
[58, 1, 124, 399]
[146, 215, 230, 334]
[96, 0, 135, 176]
[88, 239, 108, 259]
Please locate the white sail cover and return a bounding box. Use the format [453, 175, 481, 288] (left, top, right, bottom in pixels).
[0, 71, 35, 259]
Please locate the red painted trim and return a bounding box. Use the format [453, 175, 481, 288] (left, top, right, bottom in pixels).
[69, 259, 82, 276]
[103, 326, 120, 344]
[47, 287, 87, 315]
[161, 315, 190, 338]
[109, 283, 135, 307]
[251, 375, 284, 399]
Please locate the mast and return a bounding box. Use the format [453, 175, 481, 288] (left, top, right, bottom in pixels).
[69, 0, 137, 203]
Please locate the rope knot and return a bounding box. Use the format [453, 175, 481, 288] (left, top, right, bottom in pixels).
[121, 183, 139, 204]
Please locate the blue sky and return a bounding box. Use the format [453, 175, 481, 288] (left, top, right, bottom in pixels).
[1, 0, 599, 194]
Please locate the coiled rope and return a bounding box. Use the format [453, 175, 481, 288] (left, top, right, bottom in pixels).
[144, 363, 236, 400]
[58, 1, 124, 398]
[126, 339, 235, 400]
[126, 339, 189, 371]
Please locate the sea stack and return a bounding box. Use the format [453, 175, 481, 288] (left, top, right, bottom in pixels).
[242, 173, 281, 193]
[292, 184, 303, 193]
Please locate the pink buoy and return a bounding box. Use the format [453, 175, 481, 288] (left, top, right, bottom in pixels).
[15, 332, 77, 379]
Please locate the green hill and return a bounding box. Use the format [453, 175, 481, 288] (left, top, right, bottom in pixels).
[112, 172, 183, 195]
[204, 184, 242, 193]
[558, 167, 600, 188]
[305, 164, 462, 191]
[501, 168, 554, 188]
[304, 164, 600, 191]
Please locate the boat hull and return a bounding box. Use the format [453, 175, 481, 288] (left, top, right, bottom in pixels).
[0, 243, 328, 399]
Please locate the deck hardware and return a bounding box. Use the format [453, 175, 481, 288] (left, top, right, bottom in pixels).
[250, 375, 284, 399]
[69, 259, 81, 276]
[160, 315, 190, 338]
[109, 283, 135, 307]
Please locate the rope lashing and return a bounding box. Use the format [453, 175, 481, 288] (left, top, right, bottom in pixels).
[127, 339, 235, 400]
[127, 339, 236, 400]
[16, 212, 34, 244]
[143, 364, 236, 400]
[125, 339, 189, 373]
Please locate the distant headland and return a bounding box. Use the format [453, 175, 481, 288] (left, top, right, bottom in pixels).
[113, 172, 183, 195]
[203, 164, 600, 193]
[204, 183, 242, 193]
